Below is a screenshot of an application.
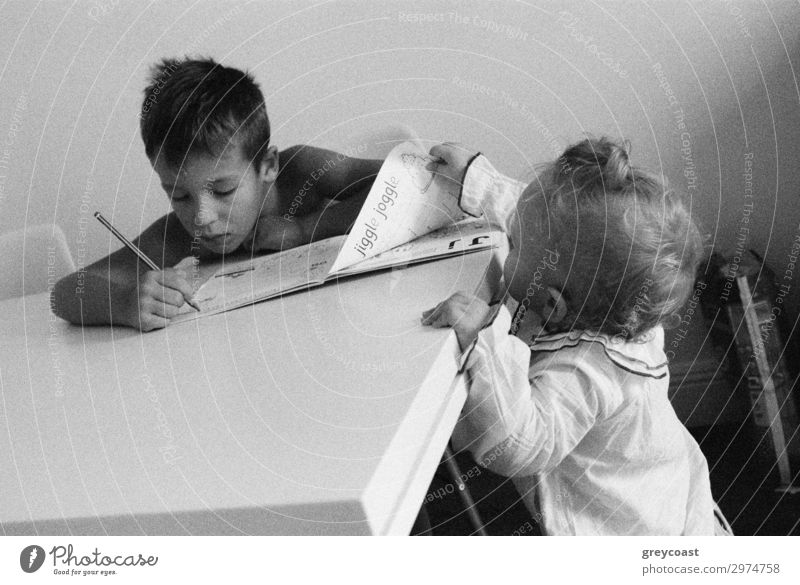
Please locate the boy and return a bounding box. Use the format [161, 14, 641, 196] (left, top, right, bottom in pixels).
[52, 57, 381, 331]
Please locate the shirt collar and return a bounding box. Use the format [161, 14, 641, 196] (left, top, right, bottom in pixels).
[528, 327, 669, 379]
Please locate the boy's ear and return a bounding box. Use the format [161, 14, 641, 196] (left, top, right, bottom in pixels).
[257, 146, 279, 183]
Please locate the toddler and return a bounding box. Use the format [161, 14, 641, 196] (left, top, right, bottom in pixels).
[422, 138, 730, 535]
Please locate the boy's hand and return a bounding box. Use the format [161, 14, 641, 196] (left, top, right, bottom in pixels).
[244, 214, 308, 252]
[427, 142, 477, 189]
[123, 268, 197, 332]
[421, 292, 493, 351]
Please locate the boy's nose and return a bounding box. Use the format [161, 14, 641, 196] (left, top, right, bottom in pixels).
[195, 199, 219, 226]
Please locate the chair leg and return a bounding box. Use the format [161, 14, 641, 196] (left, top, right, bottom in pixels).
[443, 445, 488, 535]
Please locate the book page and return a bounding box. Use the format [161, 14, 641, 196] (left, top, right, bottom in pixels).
[329, 141, 464, 274]
[334, 219, 501, 277]
[171, 235, 345, 323]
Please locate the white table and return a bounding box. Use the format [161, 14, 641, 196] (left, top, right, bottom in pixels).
[0, 248, 504, 535]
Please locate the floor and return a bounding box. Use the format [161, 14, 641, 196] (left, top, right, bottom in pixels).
[421, 423, 800, 535]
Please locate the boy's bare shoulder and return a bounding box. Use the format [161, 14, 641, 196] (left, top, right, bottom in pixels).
[278, 144, 341, 178]
[277, 144, 381, 203]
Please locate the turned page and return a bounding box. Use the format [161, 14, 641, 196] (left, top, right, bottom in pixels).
[329, 141, 465, 274]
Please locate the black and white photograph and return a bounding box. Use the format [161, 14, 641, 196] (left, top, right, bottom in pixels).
[1, 0, 799, 581]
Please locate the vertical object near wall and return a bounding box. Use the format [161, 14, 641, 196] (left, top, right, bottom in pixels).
[729, 275, 800, 492]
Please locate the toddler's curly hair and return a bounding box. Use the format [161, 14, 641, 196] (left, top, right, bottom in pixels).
[529, 137, 704, 339]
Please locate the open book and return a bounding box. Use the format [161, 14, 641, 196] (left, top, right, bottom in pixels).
[172, 142, 504, 323]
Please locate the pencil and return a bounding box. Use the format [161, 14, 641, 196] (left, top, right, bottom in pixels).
[94, 212, 201, 312]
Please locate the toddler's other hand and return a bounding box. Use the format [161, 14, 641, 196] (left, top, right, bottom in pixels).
[421, 292, 492, 351]
[244, 214, 307, 252]
[427, 142, 477, 189]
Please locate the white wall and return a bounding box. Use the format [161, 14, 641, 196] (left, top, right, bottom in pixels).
[2, 0, 799, 325]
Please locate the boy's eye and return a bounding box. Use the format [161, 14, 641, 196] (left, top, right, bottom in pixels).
[214, 188, 236, 197]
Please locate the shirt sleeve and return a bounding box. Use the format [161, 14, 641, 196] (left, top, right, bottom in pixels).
[451, 305, 609, 478]
[457, 154, 527, 232]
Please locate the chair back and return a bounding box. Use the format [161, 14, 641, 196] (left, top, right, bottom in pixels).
[0, 224, 76, 301]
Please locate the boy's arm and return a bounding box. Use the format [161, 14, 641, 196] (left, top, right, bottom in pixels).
[280, 145, 382, 242]
[51, 213, 195, 329]
[297, 196, 371, 242]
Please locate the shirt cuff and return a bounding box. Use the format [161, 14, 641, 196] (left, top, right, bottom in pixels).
[459, 153, 497, 218]
[458, 303, 513, 372]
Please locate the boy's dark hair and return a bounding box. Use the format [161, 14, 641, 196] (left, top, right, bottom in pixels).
[535, 137, 705, 339]
[140, 57, 270, 168]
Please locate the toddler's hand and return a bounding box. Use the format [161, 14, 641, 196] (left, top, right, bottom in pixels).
[427, 142, 477, 189]
[421, 292, 492, 351]
[123, 267, 198, 332]
[244, 214, 307, 252]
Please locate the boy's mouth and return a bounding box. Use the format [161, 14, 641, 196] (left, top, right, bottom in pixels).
[200, 233, 234, 252]
[201, 233, 230, 243]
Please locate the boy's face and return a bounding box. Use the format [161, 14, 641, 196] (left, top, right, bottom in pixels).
[152, 143, 279, 255]
[503, 184, 568, 313]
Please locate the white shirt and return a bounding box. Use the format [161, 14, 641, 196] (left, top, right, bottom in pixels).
[452, 307, 717, 535]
